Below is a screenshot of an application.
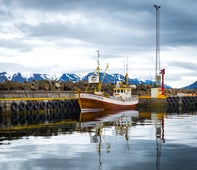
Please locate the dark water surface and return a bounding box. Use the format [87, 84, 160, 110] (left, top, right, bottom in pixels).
[0, 110, 197, 170]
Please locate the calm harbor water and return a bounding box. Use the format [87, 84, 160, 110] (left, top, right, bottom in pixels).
[0, 109, 197, 170]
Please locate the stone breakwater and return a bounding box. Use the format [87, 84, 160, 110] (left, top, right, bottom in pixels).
[0, 80, 196, 96]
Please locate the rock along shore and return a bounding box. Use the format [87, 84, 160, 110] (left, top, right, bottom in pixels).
[0, 80, 196, 96]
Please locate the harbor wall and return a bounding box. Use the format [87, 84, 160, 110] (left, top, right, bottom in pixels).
[138, 97, 167, 112]
[0, 91, 81, 127]
[166, 96, 197, 113]
[0, 91, 80, 121]
[138, 96, 197, 113]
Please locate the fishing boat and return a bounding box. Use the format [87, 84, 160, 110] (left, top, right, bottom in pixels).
[77, 51, 138, 112]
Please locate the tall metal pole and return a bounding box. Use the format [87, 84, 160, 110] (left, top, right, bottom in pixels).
[154, 5, 161, 86]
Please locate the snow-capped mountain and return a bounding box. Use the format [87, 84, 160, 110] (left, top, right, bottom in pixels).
[0, 72, 81, 83]
[1, 71, 196, 89]
[3, 73, 60, 82]
[82, 72, 154, 86]
[0, 71, 167, 87]
[0, 72, 8, 82]
[59, 73, 81, 82]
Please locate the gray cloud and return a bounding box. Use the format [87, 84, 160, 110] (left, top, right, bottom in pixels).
[0, 39, 33, 52]
[1, 0, 197, 48]
[0, 0, 196, 87]
[6, 0, 196, 48]
[0, 9, 13, 21]
[0, 62, 28, 73]
[168, 61, 197, 71]
[1, 0, 151, 12]
[160, 1, 197, 47]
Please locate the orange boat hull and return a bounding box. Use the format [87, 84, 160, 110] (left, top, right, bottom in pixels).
[78, 93, 138, 112]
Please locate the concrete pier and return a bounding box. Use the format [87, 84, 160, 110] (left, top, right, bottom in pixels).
[0, 91, 77, 112]
[0, 91, 81, 128]
[139, 96, 197, 113]
[138, 96, 167, 112]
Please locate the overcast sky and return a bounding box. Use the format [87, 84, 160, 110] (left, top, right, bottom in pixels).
[0, 0, 196, 88]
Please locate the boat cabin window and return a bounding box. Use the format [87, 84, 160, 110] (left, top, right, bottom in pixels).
[114, 89, 126, 93]
[114, 89, 121, 93]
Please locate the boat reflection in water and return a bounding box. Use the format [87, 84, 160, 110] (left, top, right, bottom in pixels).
[78, 109, 165, 169]
[79, 109, 140, 168]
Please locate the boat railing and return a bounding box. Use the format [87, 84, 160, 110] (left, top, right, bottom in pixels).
[109, 95, 138, 101]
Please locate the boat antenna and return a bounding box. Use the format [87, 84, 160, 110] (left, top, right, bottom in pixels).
[126, 57, 128, 74]
[96, 50, 100, 75]
[96, 50, 101, 92]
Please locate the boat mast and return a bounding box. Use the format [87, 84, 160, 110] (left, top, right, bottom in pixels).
[96, 50, 100, 74]
[125, 57, 129, 87]
[96, 50, 101, 92]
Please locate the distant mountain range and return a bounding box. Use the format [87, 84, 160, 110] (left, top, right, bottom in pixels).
[0, 72, 196, 89]
[184, 80, 197, 89]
